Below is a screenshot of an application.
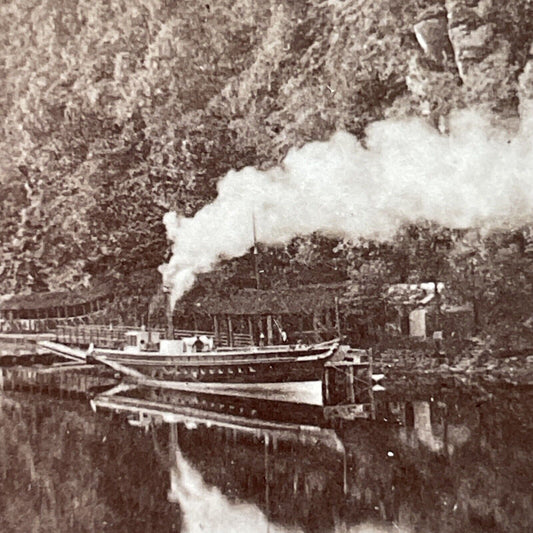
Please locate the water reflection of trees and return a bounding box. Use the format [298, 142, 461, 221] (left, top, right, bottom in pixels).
[172, 389, 532, 533]
[175, 426, 344, 533]
[0, 395, 180, 532]
[0, 387, 531, 533]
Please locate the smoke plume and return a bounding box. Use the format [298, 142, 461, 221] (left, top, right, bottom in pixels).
[160, 110, 533, 306]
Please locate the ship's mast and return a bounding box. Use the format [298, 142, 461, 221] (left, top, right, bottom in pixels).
[252, 212, 261, 290]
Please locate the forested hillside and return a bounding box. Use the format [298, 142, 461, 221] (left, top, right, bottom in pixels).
[2, 0, 533, 346]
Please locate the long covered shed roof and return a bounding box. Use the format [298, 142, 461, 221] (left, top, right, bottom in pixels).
[0, 283, 112, 311]
[175, 282, 347, 315]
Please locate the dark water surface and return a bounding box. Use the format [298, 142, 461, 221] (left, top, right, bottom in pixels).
[0, 383, 531, 533]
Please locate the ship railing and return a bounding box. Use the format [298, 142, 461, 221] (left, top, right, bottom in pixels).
[114, 350, 323, 364]
[53, 324, 253, 349]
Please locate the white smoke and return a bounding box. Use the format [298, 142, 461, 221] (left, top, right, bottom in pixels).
[160, 110, 533, 306]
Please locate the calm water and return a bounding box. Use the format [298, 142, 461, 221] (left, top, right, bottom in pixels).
[0, 381, 531, 533]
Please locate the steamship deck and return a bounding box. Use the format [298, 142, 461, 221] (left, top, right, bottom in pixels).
[91, 340, 340, 384]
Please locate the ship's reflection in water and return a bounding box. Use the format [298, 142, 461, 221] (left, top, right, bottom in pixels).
[167, 433, 300, 533]
[165, 421, 409, 533]
[0, 380, 531, 533]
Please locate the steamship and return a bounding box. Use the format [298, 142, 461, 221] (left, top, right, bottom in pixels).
[42, 328, 340, 385]
[92, 329, 340, 384]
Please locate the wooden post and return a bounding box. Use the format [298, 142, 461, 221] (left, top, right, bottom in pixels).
[369, 349, 375, 420]
[264, 433, 270, 517]
[322, 366, 330, 405]
[266, 315, 273, 345]
[347, 366, 355, 404]
[343, 448, 348, 495]
[248, 316, 254, 345]
[227, 315, 234, 347]
[325, 308, 332, 329]
[168, 422, 179, 503]
[213, 315, 219, 346]
[335, 297, 342, 338]
[297, 315, 304, 331]
[312, 310, 321, 342]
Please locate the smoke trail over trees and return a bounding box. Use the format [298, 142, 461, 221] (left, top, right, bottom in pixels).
[161, 111, 533, 306]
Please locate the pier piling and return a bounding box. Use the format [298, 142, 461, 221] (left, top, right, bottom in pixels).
[322, 348, 382, 421]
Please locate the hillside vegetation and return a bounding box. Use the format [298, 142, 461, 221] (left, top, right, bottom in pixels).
[2, 0, 533, 347]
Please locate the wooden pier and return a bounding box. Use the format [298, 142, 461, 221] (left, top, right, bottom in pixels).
[0, 332, 55, 359]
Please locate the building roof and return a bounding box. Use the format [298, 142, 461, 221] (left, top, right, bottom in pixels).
[174, 281, 453, 316]
[0, 283, 112, 311]
[385, 282, 445, 307]
[176, 282, 347, 316]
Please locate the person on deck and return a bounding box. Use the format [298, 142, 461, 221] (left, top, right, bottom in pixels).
[192, 336, 204, 352]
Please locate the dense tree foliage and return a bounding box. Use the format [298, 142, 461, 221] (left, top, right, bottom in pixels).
[1, 1, 533, 347]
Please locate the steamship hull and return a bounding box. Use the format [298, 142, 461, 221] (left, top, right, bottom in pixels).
[92, 342, 339, 384]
